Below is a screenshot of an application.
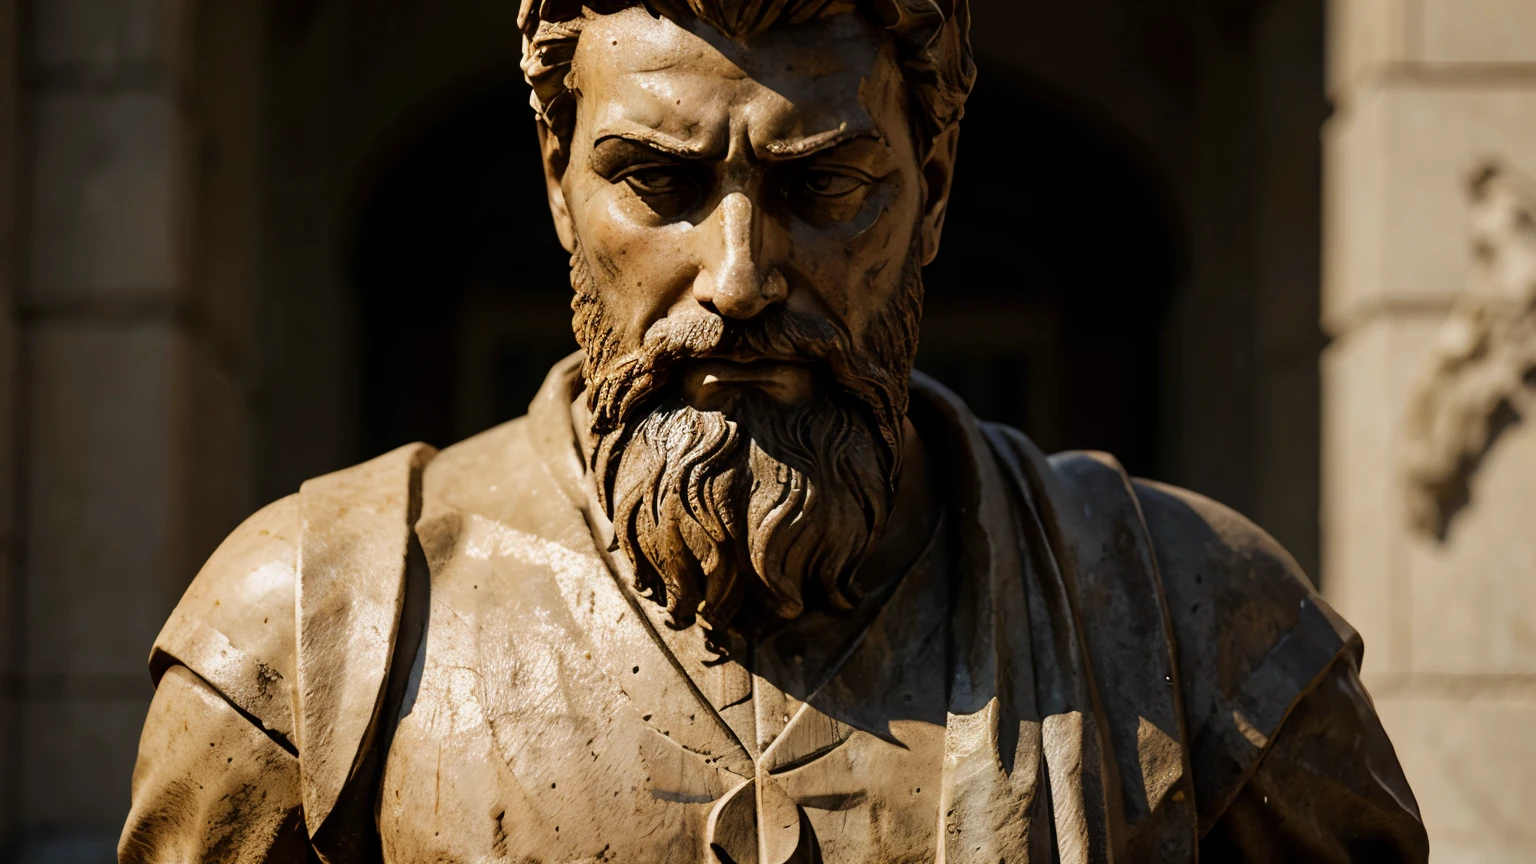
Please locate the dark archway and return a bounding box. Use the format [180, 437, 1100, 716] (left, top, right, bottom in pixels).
[351, 79, 574, 457]
[918, 64, 1180, 476]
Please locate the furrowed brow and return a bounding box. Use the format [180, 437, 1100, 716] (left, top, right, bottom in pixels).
[760, 126, 886, 160]
[593, 130, 715, 160]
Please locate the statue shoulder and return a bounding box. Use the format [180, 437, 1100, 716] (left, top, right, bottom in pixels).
[1128, 478, 1348, 686]
[420, 415, 592, 543]
[151, 493, 303, 741]
[424, 416, 536, 508]
[1130, 478, 1361, 831]
[1023, 445, 1361, 830]
[1133, 479, 1311, 616]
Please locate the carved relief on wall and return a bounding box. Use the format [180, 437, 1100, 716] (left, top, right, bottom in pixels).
[1402, 161, 1536, 539]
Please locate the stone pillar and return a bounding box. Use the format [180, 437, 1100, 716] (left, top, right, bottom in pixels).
[1252, 0, 1326, 581]
[2, 1, 269, 855]
[0, 0, 21, 854]
[9, 0, 185, 858]
[1324, 1, 1536, 859]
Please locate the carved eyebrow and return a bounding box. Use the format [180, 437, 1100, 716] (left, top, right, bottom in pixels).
[760, 126, 886, 160]
[593, 126, 886, 162]
[593, 132, 715, 160]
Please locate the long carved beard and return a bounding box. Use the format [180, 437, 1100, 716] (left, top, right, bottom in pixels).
[571, 243, 924, 635]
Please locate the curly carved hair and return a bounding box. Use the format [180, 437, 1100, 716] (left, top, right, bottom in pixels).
[517, 0, 974, 159]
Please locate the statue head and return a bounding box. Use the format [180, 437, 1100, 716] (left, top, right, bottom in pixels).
[519, 0, 974, 636]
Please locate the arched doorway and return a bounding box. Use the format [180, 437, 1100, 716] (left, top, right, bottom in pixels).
[350, 79, 574, 457]
[918, 64, 1179, 476]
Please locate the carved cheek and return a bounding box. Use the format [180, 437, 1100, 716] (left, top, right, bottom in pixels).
[577, 191, 700, 326]
[574, 179, 657, 240]
[836, 215, 920, 318]
[779, 248, 890, 325]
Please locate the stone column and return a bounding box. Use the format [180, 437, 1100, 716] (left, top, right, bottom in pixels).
[1324, 1, 1536, 859]
[9, 0, 185, 858]
[1253, 0, 1326, 581]
[0, 0, 21, 854]
[3, 0, 269, 854]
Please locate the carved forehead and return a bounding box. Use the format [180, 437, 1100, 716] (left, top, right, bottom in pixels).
[569, 7, 906, 145]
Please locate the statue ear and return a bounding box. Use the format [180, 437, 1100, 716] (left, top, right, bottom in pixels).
[538, 121, 578, 253]
[919, 123, 961, 266]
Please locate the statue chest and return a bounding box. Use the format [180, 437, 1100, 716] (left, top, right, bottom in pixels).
[378, 515, 950, 863]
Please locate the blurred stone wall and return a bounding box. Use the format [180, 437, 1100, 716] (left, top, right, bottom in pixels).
[0, 1, 267, 859]
[0, 0, 20, 856]
[6, 1, 178, 859]
[1325, 1, 1536, 859]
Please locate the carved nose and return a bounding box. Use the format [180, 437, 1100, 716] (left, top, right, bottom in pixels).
[695, 192, 787, 320]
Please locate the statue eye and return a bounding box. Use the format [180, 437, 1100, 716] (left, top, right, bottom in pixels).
[623, 166, 690, 195]
[618, 164, 702, 217]
[801, 169, 867, 198]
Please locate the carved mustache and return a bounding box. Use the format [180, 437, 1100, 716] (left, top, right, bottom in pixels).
[586, 307, 898, 441]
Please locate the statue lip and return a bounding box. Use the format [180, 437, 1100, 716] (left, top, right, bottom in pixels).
[679, 357, 817, 408]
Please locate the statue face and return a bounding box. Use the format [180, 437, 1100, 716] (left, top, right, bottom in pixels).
[550, 7, 931, 391]
[540, 7, 956, 636]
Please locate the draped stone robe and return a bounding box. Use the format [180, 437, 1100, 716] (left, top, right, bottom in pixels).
[119, 357, 1428, 863]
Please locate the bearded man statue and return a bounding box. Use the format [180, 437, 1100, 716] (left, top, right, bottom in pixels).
[119, 2, 1428, 862]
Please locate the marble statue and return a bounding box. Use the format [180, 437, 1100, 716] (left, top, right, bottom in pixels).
[119, 1, 1428, 861]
